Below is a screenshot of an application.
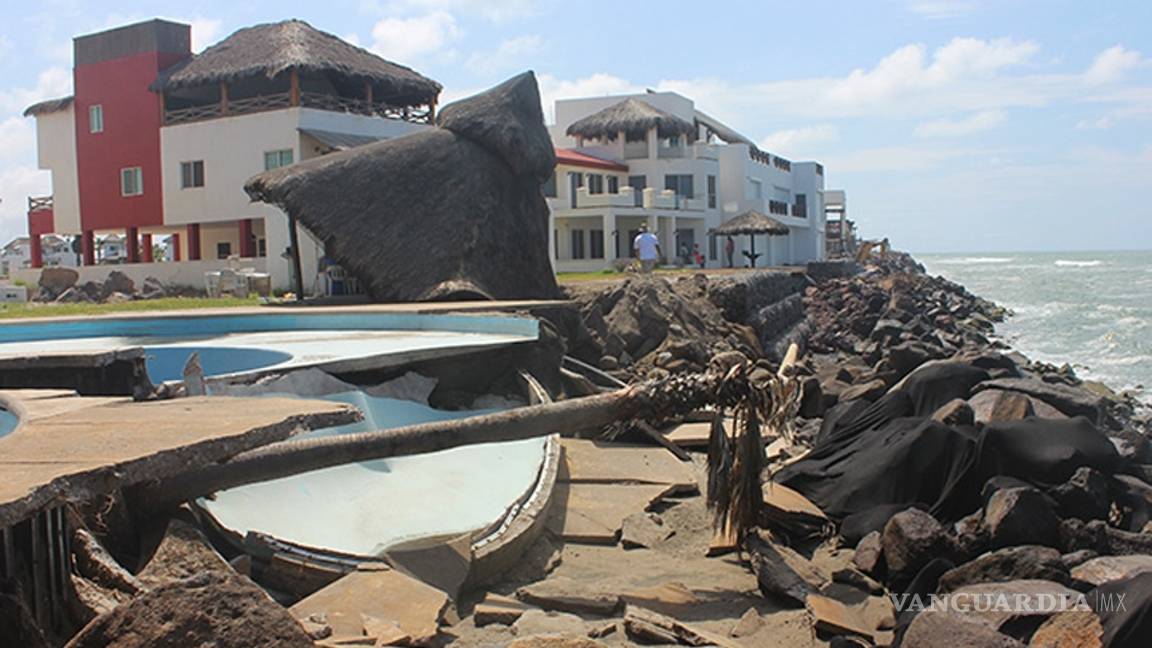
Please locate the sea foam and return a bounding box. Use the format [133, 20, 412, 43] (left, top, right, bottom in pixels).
[1054, 259, 1103, 267]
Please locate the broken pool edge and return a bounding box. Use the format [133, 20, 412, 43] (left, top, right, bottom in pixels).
[192, 432, 563, 598]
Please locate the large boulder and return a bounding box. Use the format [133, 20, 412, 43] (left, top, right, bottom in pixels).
[937, 546, 1067, 592]
[245, 72, 559, 303]
[100, 270, 135, 299]
[66, 572, 313, 647]
[37, 266, 79, 299]
[1048, 467, 1110, 521]
[881, 508, 948, 582]
[984, 487, 1061, 549]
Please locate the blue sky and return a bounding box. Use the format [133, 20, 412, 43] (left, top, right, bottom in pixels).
[1, 0, 1149, 253]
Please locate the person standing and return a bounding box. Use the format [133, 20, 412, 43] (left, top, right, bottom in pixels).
[633, 224, 660, 273]
[693, 243, 705, 269]
[725, 236, 735, 268]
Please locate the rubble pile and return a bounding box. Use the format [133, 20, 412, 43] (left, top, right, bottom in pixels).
[566, 275, 764, 378]
[751, 253, 1152, 646]
[33, 267, 190, 304]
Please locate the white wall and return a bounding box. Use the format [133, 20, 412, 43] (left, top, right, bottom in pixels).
[35, 108, 81, 234]
[12, 257, 267, 291]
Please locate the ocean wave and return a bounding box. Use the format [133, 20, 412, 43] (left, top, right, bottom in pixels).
[932, 257, 1015, 265]
[1054, 259, 1103, 267]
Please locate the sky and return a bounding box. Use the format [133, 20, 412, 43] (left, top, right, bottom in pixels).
[0, 0, 1149, 253]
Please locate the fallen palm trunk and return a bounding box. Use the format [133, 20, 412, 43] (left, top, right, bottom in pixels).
[133, 371, 738, 520]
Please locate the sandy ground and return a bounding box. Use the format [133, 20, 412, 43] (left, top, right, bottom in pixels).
[441, 456, 831, 647]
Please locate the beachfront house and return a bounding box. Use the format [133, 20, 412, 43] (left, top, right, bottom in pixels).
[20, 18, 441, 294]
[548, 92, 835, 271]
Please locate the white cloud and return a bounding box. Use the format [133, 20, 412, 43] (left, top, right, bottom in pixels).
[1083, 45, 1145, 84]
[467, 35, 542, 76]
[827, 38, 1039, 107]
[914, 110, 1005, 137]
[536, 73, 643, 123]
[188, 18, 222, 53]
[759, 125, 839, 156]
[343, 33, 363, 48]
[1, 66, 72, 115]
[0, 165, 51, 246]
[906, 1, 976, 19]
[0, 118, 36, 161]
[370, 11, 460, 64]
[1075, 116, 1113, 130]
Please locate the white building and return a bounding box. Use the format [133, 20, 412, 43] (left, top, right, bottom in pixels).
[547, 92, 830, 271]
[20, 18, 440, 295]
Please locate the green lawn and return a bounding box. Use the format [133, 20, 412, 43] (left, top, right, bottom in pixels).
[0, 296, 264, 320]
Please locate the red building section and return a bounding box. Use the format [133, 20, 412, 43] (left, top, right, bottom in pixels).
[26, 201, 54, 269]
[71, 21, 190, 264]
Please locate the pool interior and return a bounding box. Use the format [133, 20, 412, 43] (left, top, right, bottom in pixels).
[198, 391, 547, 557]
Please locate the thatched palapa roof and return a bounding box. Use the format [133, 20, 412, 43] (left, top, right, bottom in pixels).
[566, 98, 695, 141]
[245, 72, 559, 303]
[24, 96, 74, 117]
[153, 20, 441, 106]
[710, 211, 790, 236]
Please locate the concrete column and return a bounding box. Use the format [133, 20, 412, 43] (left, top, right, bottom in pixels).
[141, 233, 153, 263]
[126, 227, 140, 263]
[171, 233, 182, 262]
[29, 235, 43, 269]
[82, 230, 95, 266]
[647, 128, 658, 159]
[602, 213, 613, 264]
[186, 224, 202, 261]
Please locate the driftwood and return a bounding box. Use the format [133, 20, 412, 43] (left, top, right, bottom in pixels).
[133, 371, 734, 518]
[622, 605, 737, 647]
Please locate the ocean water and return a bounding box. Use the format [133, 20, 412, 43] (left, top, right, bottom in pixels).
[919, 250, 1152, 404]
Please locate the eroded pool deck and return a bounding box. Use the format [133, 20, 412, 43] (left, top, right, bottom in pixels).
[0, 389, 359, 528]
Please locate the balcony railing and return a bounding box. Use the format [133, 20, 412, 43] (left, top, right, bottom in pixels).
[769, 200, 789, 216]
[748, 146, 793, 172]
[792, 203, 807, 218]
[164, 91, 433, 126]
[558, 187, 706, 212]
[28, 196, 53, 212]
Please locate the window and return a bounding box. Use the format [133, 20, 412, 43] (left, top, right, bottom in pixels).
[542, 172, 557, 198]
[795, 193, 808, 218]
[89, 105, 103, 133]
[180, 160, 204, 188]
[587, 174, 604, 194]
[120, 167, 143, 196]
[568, 172, 583, 208]
[709, 234, 717, 261]
[263, 149, 294, 171]
[571, 229, 586, 259]
[662, 135, 681, 148]
[590, 230, 604, 259]
[257, 238, 267, 257]
[216, 242, 232, 259]
[664, 174, 694, 198]
[707, 175, 717, 209]
[608, 176, 619, 193]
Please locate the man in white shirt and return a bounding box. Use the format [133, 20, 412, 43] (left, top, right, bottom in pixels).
[633, 224, 660, 273]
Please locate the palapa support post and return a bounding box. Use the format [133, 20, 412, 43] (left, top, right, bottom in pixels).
[286, 211, 305, 301]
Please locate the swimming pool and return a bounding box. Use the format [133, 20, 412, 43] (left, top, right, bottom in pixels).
[0, 310, 539, 382]
[0, 307, 554, 562]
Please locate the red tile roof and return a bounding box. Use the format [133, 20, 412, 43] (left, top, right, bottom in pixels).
[554, 148, 628, 171]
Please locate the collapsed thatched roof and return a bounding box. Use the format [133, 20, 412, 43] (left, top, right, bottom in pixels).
[710, 211, 790, 236]
[245, 72, 559, 303]
[153, 20, 441, 106]
[24, 96, 74, 117]
[566, 98, 695, 141]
